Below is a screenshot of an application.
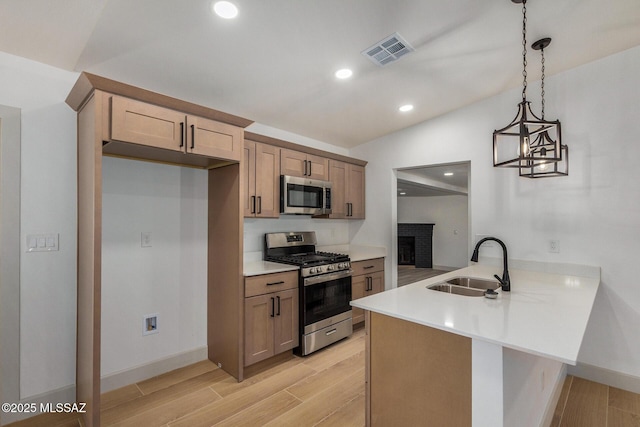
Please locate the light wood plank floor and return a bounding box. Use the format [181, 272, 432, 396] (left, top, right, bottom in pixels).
[8, 328, 640, 427]
[397, 265, 449, 287]
[552, 375, 640, 427]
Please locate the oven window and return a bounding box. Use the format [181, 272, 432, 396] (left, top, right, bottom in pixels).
[287, 184, 323, 208]
[303, 276, 352, 326]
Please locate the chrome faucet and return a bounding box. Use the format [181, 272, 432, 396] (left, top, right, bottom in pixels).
[470, 237, 511, 292]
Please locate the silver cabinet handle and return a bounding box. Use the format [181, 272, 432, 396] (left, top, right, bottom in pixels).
[326, 329, 337, 336]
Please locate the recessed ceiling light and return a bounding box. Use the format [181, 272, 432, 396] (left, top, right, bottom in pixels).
[335, 68, 353, 79]
[213, 1, 238, 19]
[444, 172, 454, 176]
[399, 192, 407, 195]
[399, 104, 414, 112]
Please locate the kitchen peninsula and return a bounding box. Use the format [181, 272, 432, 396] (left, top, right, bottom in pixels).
[351, 261, 600, 427]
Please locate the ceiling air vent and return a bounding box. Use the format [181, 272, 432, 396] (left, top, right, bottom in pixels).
[361, 32, 415, 66]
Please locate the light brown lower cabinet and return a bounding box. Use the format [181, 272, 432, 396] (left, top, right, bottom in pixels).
[244, 272, 299, 366]
[367, 311, 472, 426]
[351, 258, 385, 325]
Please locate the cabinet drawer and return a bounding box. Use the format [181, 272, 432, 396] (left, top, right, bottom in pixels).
[245, 270, 298, 298]
[351, 258, 384, 276]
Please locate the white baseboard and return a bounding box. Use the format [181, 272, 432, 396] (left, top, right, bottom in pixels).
[1, 384, 76, 425]
[568, 362, 640, 394]
[540, 365, 567, 427]
[101, 346, 208, 393]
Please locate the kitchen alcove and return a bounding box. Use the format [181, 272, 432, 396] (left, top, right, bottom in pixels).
[66, 73, 252, 427]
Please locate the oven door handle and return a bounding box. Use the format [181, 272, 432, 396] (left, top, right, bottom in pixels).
[303, 270, 352, 287]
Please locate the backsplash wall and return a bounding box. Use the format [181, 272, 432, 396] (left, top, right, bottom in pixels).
[244, 217, 350, 254]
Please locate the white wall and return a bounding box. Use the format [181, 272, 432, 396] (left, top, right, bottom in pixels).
[0, 52, 79, 404]
[397, 195, 468, 269]
[350, 45, 640, 381]
[503, 348, 564, 427]
[101, 157, 208, 376]
[0, 103, 21, 425]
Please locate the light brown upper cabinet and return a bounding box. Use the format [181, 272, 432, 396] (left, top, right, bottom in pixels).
[280, 148, 329, 180]
[243, 140, 280, 218]
[329, 160, 365, 219]
[111, 95, 242, 161]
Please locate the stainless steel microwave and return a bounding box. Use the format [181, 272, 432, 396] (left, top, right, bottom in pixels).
[280, 175, 332, 215]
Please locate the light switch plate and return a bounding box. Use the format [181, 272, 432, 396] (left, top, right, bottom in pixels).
[26, 233, 59, 252]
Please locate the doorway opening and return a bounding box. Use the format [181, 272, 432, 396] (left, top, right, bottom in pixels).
[395, 162, 470, 287]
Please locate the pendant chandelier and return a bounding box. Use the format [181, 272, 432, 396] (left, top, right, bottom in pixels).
[493, 0, 565, 176]
[519, 37, 569, 178]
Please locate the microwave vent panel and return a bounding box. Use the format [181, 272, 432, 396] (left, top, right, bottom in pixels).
[361, 32, 415, 66]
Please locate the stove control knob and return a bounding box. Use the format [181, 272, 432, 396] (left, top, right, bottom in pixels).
[310, 267, 317, 274]
[327, 265, 334, 271]
[339, 263, 345, 269]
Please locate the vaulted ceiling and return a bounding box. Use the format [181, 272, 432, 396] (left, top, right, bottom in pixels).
[1, 0, 639, 147]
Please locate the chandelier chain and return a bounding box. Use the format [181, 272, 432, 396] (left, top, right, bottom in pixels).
[540, 47, 546, 119]
[521, 1, 528, 101]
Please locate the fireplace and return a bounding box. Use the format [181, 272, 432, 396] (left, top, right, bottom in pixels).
[398, 236, 415, 265]
[397, 223, 434, 268]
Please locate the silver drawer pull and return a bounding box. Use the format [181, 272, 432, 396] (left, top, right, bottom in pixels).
[325, 329, 337, 336]
[267, 280, 285, 286]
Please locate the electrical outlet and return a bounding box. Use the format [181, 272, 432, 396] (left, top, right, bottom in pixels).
[141, 232, 152, 248]
[143, 314, 158, 335]
[549, 240, 560, 253]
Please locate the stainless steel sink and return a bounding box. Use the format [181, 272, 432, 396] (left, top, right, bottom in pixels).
[446, 277, 499, 290]
[427, 277, 500, 297]
[427, 283, 487, 297]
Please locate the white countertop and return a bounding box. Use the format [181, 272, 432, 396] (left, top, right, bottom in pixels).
[351, 263, 600, 365]
[243, 260, 299, 277]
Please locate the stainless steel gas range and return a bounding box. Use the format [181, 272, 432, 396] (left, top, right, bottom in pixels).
[264, 231, 352, 356]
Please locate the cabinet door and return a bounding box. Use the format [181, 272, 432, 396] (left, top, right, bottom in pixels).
[273, 289, 299, 354]
[329, 160, 347, 219]
[351, 275, 367, 325]
[280, 148, 308, 178]
[306, 154, 329, 180]
[111, 96, 185, 152]
[244, 294, 275, 366]
[280, 149, 329, 180]
[243, 140, 257, 217]
[186, 115, 242, 161]
[367, 271, 385, 295]
[347, 164, 366, 219]
[255, 143, 280, 218]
